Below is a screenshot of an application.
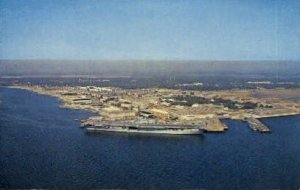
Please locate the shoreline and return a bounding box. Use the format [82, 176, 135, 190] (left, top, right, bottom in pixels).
[4, 85, 300, 133]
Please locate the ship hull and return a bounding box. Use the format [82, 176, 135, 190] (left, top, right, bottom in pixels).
[86, 127, 203, 135]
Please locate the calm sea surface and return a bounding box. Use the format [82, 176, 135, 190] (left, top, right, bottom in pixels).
[0, 87, 299, 189]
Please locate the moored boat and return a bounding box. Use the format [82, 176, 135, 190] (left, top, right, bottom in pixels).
[86, 123, 203, 135]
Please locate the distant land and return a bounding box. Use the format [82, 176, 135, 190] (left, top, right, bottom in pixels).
[1, 60, 300, 91]
[1, 60, 300, 78]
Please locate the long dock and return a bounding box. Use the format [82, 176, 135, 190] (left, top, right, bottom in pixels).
[245, 117, 271, 133]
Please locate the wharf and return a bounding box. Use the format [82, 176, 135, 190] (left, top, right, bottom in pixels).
[245, 117, 271, 133]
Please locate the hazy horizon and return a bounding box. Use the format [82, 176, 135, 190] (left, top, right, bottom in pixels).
[1, 60, 299, 78]
[1, 58, 300, 61]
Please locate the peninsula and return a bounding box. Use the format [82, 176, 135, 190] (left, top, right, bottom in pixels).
[10, 85, 300, 133]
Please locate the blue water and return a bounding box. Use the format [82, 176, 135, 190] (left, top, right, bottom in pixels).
[0, 87, 299, 189]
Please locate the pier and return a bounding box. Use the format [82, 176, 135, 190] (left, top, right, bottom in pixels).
[245, 117, 271, 133]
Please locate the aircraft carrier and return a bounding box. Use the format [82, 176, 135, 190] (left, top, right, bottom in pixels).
[85, 123, 203, 135]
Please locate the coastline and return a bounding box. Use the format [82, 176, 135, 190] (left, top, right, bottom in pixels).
[6, 86, 99, 113]
[5, 85, 300, 133]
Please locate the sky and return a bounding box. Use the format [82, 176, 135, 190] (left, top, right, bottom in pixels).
[0, 0, 300, 60]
